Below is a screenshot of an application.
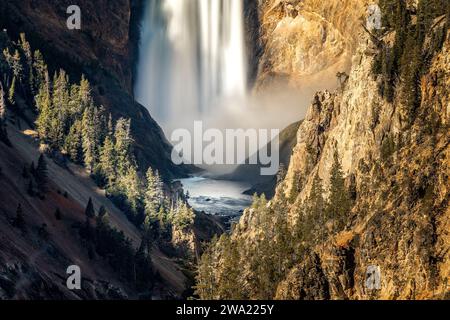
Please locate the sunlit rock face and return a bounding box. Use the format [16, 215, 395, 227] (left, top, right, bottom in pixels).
[254, 0, 369, 90]
[135, 0, 248, 132]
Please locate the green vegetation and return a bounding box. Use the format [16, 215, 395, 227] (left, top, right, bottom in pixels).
[327, 151, 353, 230]
[196, 150, 354, 299]
[35, 154, 48, 195]
[373, 0, 450, 124]
[13, 203, 25, 230]
[84, 197, 95, 219]
[0, 32, 196, 294]
[0, 33, 195, 234]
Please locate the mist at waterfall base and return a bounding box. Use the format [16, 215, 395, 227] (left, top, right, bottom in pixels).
[134, 0, 332, 216]
[134, 0, 310, 161]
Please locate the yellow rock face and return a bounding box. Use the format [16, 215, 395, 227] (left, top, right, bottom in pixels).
[256, 0, 370, 89]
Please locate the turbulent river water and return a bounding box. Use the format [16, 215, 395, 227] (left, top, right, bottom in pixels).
[135, 0, 251, 217]
[178, 177, 252, 217]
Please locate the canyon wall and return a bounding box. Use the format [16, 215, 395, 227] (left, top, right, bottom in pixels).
[249, 0, 370, 90]
[197, 2, 449, 300]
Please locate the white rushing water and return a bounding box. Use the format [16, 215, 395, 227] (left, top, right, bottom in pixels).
[135, 0, 248, 133]
[179, 177, 252, 216]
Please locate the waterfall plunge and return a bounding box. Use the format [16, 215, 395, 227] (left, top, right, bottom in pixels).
[135, 0, 248, 134]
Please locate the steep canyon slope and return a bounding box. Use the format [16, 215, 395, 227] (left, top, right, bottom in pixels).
[197, 2, 449, 300]
[249, 0, 370, 90]
[0, 0, 187, 179]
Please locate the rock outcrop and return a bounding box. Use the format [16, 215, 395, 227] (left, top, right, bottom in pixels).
[249, 0, 369, 90]
[198, 3, 449, 299]
[272, 26, 449, 300]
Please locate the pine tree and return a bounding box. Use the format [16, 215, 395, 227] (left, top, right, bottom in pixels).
[195, 237, 218, 299]
[78, 75, 92, 109]
[55, 208, 62, 220]
[64, 119, 83, 163]
[82, 105, 101, 173]
[114, 118, 134, 176]
[48, 70, 70, 149]
[107, 114, 114, 136]
[172, 201, 195, 230]
[327, 151, 352, 230]
[99, 135, 117, 187]
[35, 71, 51, 139]
[35, 154, 48, 194]
[120, 164, 143, 220]
[85, 197, 95, 219]
[305, 172, 327, 243]
[98, 205, 107, 219]
[19, 34, 33, 98]
[144, 168, 164, 219]
[134, 241, 153, 291]
[8, 76, 16, 106]
[0, 81, 9, 145]
[289, 172, 301, 203]
[11, 50, 23, 81]
[13, 203, 25, 229]
[216, 235, 243, 299]
[0, 81, 6, 121]
[32, 50, 47, 95]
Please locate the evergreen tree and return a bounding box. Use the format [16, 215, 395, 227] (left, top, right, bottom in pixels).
[216, 235, 243, 299]
[114, 118, 134, 176]
[54, 208, 62, 220]
[99, 135, 117, 187]
[19, 33, 33, 98]
[272, 197, 294, 277]
[172, 201, 195, 230]
[10, 50, 23, 81]
[302, 172, 327, 243]
[35, 154, 48, 194]
[64, 119, 83, 163]
[98, 205, 107, 219]
[134, 241, 154, 291]
[327, 151, 352, 230]
[119, 164, 143, 220]
[32, 50, 47, 95]
[107, 113, 114, 136]
[0, 81, 6, 121]
[144, 168, 164, 220]
[0, 81, 9, 145]
[35, 71, 51, 139]
[85, 197, 95, 219]
[289, 172, 301, 203]
[48, 70, 70, 149]
[195, 237, 218, 299]
[78, 75, 92, 109]
[82, 105, 101, 173]
[8, 76, 16, 106]
[13, 203, 25, 229]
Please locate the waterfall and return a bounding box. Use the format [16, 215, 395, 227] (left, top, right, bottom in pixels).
[135, 0, 248, 133]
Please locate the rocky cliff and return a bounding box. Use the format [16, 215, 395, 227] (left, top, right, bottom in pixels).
[249, 0, 369, 90]
[274, 30, 449, 299]
[196, 1, 449, 300]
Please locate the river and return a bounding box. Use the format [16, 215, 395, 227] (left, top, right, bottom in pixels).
[178, 177, 252, 218]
